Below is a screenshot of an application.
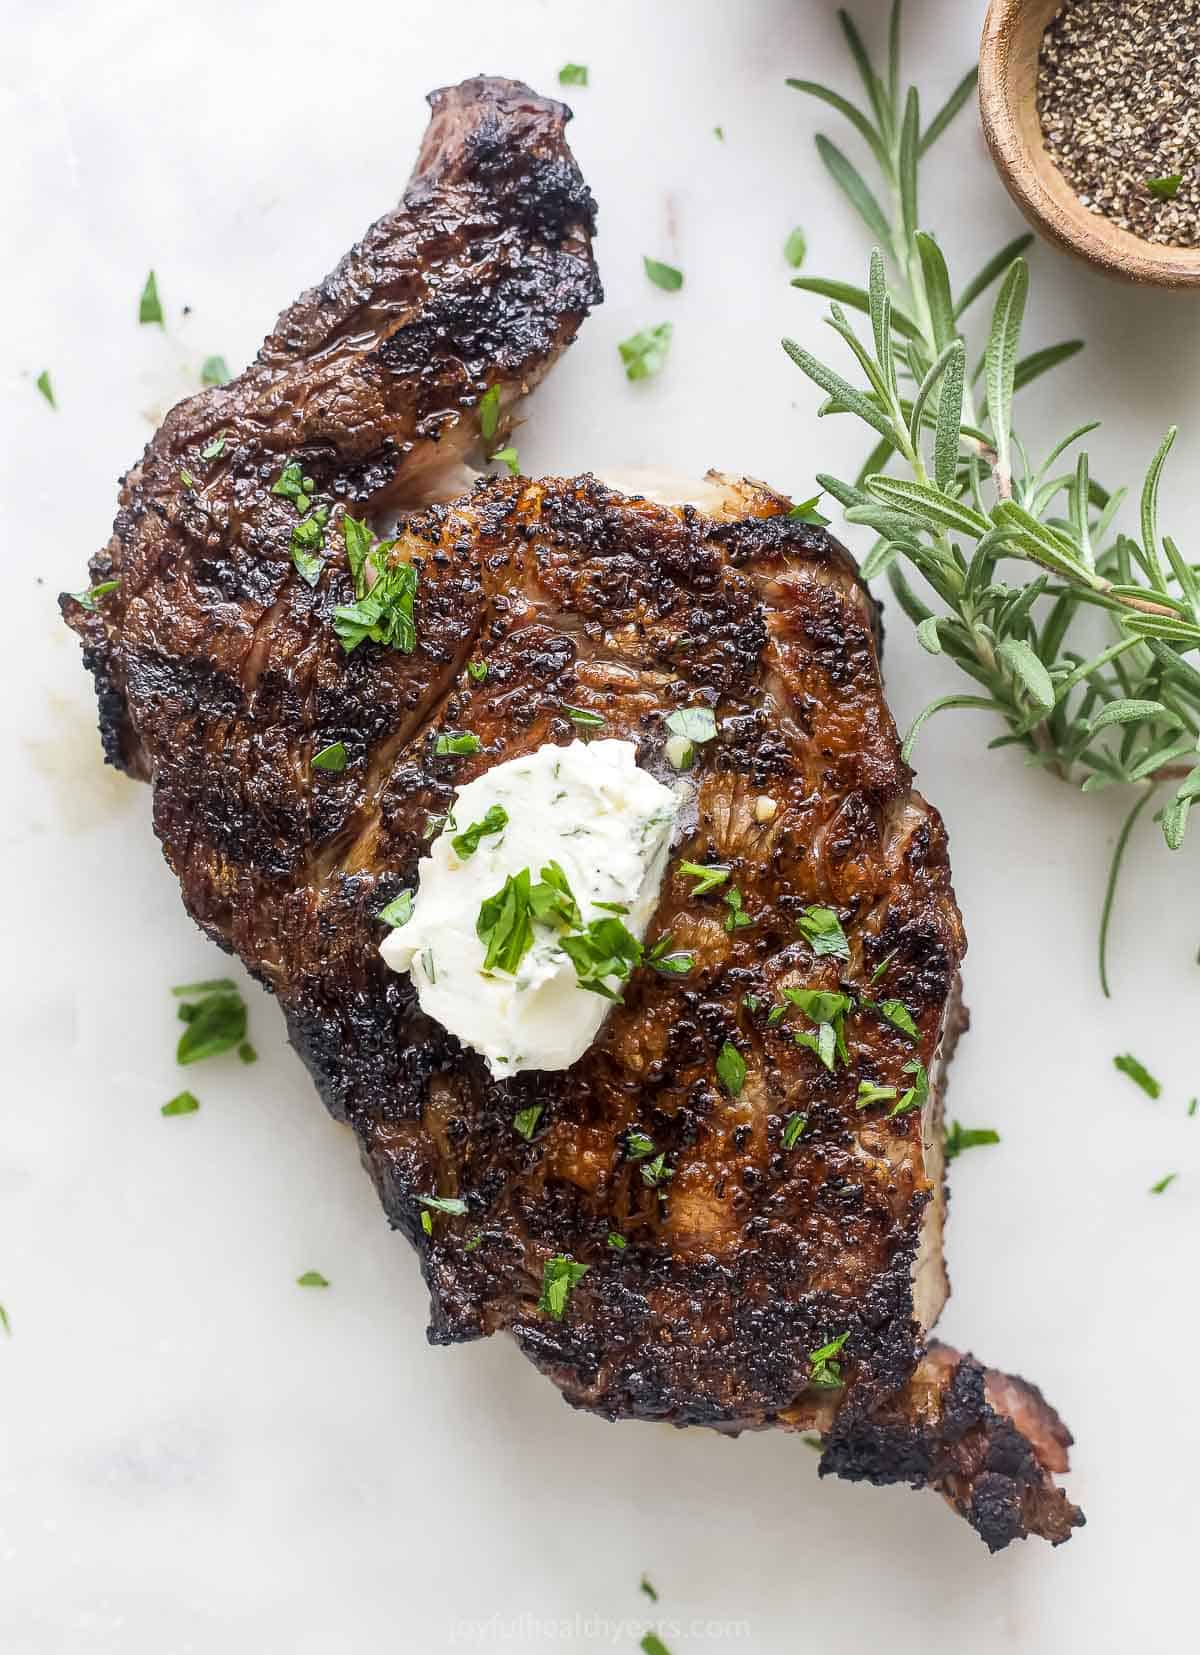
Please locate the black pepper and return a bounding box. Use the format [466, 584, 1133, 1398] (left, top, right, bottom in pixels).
[1038, 0, 1200, 247]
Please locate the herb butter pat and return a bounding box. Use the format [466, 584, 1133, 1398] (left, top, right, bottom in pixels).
[380, 740, 678, 1075]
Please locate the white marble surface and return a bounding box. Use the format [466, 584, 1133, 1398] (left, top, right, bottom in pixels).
[4, 1, 1199, 1650]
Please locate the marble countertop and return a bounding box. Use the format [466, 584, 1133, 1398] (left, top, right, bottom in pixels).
[4, 1, 1198, 1650]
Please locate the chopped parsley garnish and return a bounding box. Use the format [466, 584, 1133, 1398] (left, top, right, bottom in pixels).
[796, 905, 850, 959]
[478, 383, 501, 442]
[289, 506, 330, 586]
[70, 579, 120, 612]
[418, 1195, 468, 1216]
[179, 467, 197, 491]
[890, 1058, 929, 1117]
[1189, 1097, 1198, 1118]
[640, 1152, 674, 1189]
[723, 887, 752, 933]
[743, 994, 762, 1012]
[607, 1231, 627, 1250]
[311, 741, 348, 773]
[944, 1121, 1000, 1160]
[594, 901, 630, 914]
[138, 269, 164, 326]
[784, 226, 808, 268]
[784, 988, 852, 1071]
[0, 1304, 9, 1336]
[452, 804, 508, 859]
[464, 1232, 483, 1252]
[782, 1111, 807, 1149]
[538, 1254, 588, 1320]
[201, 432, 227, 459]
[173, 978, 248, 1066]
[161, 1090, 200, 1117]
[679, 860, 730, 896]
[331, 515, 419, 653]
[878, 999, 918, 1039]
[467, 660, 489, 682]
[558, 63, 588, 86]
[435, 731, 481, 756]
[716, 1041, 746, 1096]
[856, 1081, 899, 1111]
[807, 1331, 849, 1389]
[1150, 1172, 1178, 1194]
[643, 256, 684, 292]
[272, 463, 312, 509]
[200, 355, 230, 386]
[562, 703, 606, 730]
[640, 1637, 672, 1655]
[627, 1131, 656, 1160]
[648, 935, 694, 976]
[619, 322, 673, 381]
[561, 917, 644, 999]
[528, 860, 581, 929]
[513, 1104, 543, 1141]
[869, 949, 898, 985]
[713, 125, 725, 140]
[238, 1041, 257, 1065]
[477, 869, 537, 973]
[377, 890, 414, 927]
[490, 446, 520, 476]
[296, 1270, 329, 1287]
[640, 1576, 659, 1603]
[788, 493, 830, 526]
[420, 1211, 433, 1236]
[1147, 173, 1183, 199]
[1114, 1053, 1161, 1099]
[664, 706, 717, 743]
[36, 370, 55, 407]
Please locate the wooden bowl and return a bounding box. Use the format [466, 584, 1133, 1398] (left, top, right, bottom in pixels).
[979, 0, 1200, 287]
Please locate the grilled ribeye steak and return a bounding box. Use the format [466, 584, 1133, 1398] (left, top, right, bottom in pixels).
[62, 80, 1082, 1552]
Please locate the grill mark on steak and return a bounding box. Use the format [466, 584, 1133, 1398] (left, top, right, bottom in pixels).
[60, 80, 1082, 1550]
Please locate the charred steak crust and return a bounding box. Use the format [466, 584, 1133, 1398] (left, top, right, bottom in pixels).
[61, 79, 1082, 1550]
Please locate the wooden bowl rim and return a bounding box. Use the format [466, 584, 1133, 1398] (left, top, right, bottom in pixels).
[979, 0, 1200, 288]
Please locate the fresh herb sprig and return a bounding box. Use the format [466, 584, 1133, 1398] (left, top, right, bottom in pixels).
[785, 4, 1200, 994]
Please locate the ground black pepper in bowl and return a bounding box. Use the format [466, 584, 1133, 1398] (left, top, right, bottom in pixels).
[1038, 0, 1200, 248]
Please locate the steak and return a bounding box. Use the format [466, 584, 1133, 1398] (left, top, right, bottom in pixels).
[62, 77, 1083, 1552]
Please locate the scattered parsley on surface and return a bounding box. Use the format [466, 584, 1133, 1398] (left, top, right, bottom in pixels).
[807, 1331, 850, 1389]
[944, 1121, 1000, 1160]
[377, 890, 414, 927]
[296, 1270, 329, 1287]
[201, 355, 230, 386]
[35, 370, 55, 407]
[538, 1255, 589, 1319]
[452, 804, 508, 859]
[311, 741, 348, 773]
[558, 63, 588, 86]
[716, 1041, 746, 1096]
[1114, 1053, 1161, 1099]
[619, 323, 673, 381]
[172, 978, 248, 1066]
[782, 1112, 807, 1149]
[490, 445, 520, 476]
[1149, 1173, 1178, 1195]
[796, 905, 849, 959]
[1146, 174, 1183, 199]
[435, 731, 481, 756]
[679, 860, 730, 896]
[138, 269, 164, 325]
[513, 1104, 543, 1142]
[643, 257, 683, 292]
[161, 1090, 200, 1117]
[478, 383, 501, 441]
[784, 226, 807, 268]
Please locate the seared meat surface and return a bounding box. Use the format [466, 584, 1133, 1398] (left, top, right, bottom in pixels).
[62, 78, 1082, 1552]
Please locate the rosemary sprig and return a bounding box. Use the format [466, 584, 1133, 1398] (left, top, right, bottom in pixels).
[784, 3, 1200, 993]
